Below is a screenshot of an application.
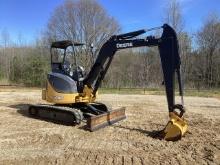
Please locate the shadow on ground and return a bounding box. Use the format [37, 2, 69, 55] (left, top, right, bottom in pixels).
[9, 104, 78, 126]
[8, 104, 177, 139]
[113, 125, 166, 140]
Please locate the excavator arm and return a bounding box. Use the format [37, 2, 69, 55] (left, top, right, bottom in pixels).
[84, 24, 184, 114]
[83, 24, 187, 140]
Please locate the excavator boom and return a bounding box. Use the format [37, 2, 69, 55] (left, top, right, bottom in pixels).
[83, 24, 187, 140]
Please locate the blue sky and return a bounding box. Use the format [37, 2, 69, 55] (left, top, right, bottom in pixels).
[0, 0, 220, 43]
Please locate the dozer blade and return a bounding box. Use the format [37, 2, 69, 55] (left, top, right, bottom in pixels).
[163, 112, 188, 141]
[87, 107, 126, 131]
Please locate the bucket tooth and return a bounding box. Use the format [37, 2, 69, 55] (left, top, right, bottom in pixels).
[87, 107, 126, 131]
[163, 112, 188, 141]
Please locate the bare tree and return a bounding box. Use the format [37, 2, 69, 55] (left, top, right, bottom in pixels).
[164, 0, 192, 87]
[164, 0, 184, 34]
[196, 14, 220, 87]
[1, 28, 10, 48]
[46, 0, 120, 69]
[1, 28, 11, 79]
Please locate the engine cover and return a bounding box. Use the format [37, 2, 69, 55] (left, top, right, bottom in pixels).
[48, 72, 77, 93]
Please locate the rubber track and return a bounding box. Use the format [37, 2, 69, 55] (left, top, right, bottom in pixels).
[28, 104, 83, 124]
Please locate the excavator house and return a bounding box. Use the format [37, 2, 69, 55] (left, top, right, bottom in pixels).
[28, 24, 188, 141]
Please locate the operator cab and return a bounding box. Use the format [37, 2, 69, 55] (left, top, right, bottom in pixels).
[51, 40, 85, 81]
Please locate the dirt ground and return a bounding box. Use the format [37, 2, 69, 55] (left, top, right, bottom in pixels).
[0, 89, 219, 165]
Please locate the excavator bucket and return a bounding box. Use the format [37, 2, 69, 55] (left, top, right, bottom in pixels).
[87, 107, 126, 131]
[163, 112, 188, 141]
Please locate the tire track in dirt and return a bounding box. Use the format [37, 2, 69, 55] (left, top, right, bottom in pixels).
[0, 91, 220, 164]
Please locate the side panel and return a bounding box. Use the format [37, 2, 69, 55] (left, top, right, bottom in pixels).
[45, 81, 78, 104]
[43, 81, 94, 104]
[48, 72, 78, 93]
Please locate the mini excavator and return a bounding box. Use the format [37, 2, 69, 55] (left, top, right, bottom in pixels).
[29, 24, 187, 141]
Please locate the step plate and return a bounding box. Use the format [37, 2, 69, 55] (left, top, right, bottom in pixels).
[87, 107, 126, 131]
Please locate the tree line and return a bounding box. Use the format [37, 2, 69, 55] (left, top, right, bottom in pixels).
[0, 0, 220, 89]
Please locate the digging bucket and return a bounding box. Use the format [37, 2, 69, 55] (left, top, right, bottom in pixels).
[163, 112, 188, 141]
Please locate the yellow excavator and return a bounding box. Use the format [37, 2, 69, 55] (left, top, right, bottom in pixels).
[29, 24, 187, 141]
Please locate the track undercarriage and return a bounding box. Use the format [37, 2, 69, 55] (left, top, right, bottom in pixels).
[28, 103, 126, 131]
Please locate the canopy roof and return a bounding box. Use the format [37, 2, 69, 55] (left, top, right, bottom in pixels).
[51, 40, 84, 49]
